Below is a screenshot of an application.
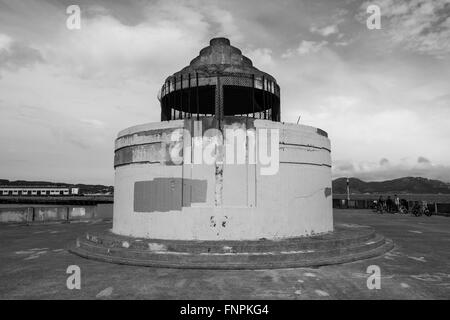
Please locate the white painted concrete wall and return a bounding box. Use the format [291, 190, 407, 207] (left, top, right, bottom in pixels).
[113, 119, 333, 240]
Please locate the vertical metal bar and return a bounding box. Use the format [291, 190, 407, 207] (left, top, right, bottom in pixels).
[167, 82, 170, 121]
[252, 74, 255, 118]
[246, 79, 249, 118]
[178, 75, 181, 120]
[188, 73, 191, 118]
[175, 75, 180, 120]
[165, 84, 169, 121]
[277, 85, 280, 121]
[267, 80, 270, 120]
[268, 81, 271, 120]
[271, 83, 274, 120]
[168, 79, 172, 120]
[273, 82, 276, 121]
[180, 74, 183, 119]
[177, 77, 180, 119]
[160, 83, 164, 121]
[246, 76, 250, 118]
[274, 85, 277, 121]
[196, 72, 199, 120]
[163, 82, 166, 120]
[215, 76, 222, 122]
[172, 77, 175, 119]
[262, 76, 266, 119]
[270, 81, 273, 121]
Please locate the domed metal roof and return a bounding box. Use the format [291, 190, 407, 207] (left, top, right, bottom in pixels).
[166, 37, 277, 83]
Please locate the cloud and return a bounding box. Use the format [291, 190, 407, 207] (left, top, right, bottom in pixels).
[282, 40, 328, 57]
[357, 0, 450, 57]
[0, 0, 244, 82]
[246, 48, 274, 67]
[3, 104, 108, 150]
[0, 33, 12, 49]
[380, 158, 390, 166]
[48, 10, 206, 80]
[418, 156, 431, 164]
[80, 119, 105, 129]
[334, 40, 351, 46]
[0, 33, 44, 73]
[310, 24, 339, 37]
[297, 40, 328, 55]
[335, 161, 355, 172]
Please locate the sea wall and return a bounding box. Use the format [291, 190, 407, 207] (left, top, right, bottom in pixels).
[0, 203, 113, 223]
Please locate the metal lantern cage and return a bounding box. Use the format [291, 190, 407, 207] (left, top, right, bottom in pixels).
[158, 38, 281, 122]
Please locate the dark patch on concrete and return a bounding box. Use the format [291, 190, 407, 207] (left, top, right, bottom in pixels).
[316, 128, 328, 138]
[117, 128, 179, 142]
[210, 216, 216, 228]
[280, 142, 331, 153]
[184, 179, 208, 205]
[134, 179, 181, 212]
[324, 187, 332, 197]
[215, 166, 224, 175]
[114, 146, 134, 166]
[222, 216, 228, 228]
[134, 178, 207, 212]
[115, 144, 164, 167]
[114, 139, 184, 167]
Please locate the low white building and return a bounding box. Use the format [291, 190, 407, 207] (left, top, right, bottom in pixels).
[0, 186, 78, 196]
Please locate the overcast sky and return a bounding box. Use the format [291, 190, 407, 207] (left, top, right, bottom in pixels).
[0, 0, 449, 185]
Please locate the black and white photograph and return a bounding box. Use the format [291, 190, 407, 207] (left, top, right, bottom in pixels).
[0, 0, 449, 306]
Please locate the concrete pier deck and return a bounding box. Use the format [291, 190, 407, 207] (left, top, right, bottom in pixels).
[0, 209, 448, 299]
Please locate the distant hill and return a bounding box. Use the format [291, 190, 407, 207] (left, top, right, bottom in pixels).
[332, 177, 450, 194]
[3, 177, 449, 196]
[0, 179, 113, 195]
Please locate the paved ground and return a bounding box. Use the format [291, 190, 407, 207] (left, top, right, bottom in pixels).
[0, 209, 449, 299]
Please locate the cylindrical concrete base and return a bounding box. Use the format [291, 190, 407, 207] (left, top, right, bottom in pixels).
[112, 117, 333, 240]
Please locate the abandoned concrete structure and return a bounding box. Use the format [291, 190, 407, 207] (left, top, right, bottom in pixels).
[72, 38, 392, 269]
[112, 37, 332, 240]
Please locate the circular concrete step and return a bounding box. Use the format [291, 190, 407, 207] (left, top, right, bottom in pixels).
[70, 224, 393, 269]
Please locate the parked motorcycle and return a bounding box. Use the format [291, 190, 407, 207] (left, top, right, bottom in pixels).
[411, 201, 432, 217]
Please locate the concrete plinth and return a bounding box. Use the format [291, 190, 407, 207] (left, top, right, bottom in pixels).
[70, 223, 393, 269]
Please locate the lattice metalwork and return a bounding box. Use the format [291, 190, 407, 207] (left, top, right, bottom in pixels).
[160, 74, 280, 121]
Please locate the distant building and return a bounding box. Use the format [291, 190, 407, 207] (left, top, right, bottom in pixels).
[0, 186, 79, 196]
